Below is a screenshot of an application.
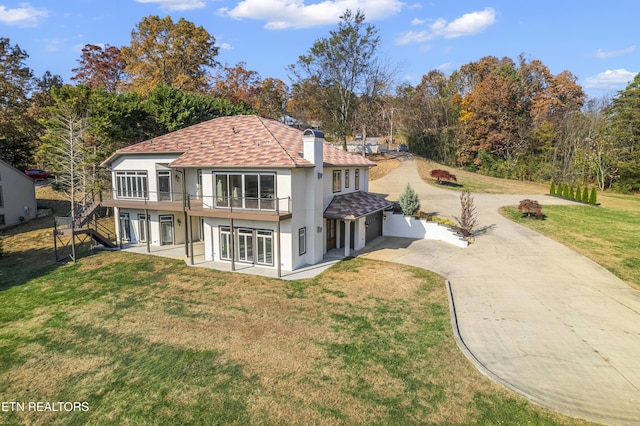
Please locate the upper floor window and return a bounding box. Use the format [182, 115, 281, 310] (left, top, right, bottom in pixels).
[215, 173, 275, 210]
[355, 169, 360, 190]
[116, 171, 148, 199]
[345, 170, 350, 188]
[333, 170, 341, 193]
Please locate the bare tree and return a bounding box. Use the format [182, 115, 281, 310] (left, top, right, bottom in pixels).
[38, 103, 90, 218]
[453, 191, 478, 237]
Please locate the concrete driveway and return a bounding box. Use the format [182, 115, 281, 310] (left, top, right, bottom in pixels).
[362, 159, 640, 425]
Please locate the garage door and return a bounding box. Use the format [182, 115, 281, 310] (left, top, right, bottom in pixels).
[365, 211, 383, 244]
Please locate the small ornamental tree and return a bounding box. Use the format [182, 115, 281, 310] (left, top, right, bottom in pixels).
[589, 187, 597, 205]
[430, 169, 457, 184]
[557, 183, 563, 197]
[398, 183, 420, 216]
[518, 199, 543, 218]
[549, 181, 556, 196]
[569, 185, 575, 200]
[453, 191, 478, 237]
[562, 184, 570, 199]
[574, 185, 581, 201]
[582, 187, 589, 203]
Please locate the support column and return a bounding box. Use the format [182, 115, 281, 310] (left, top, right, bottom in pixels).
[189, 216, 194, 265]
[277, 220, 282, 278]
[230, 218, 235, 271]
[344, 220, 351, 257]
[184, 211, 189, 256]
[145, 208, 150, 253]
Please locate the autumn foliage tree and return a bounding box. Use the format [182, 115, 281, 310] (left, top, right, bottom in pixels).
[518, 199, 543, 218]
[71, 44, 126, 92]
[430, 169, 457, 184]
[122, 15, 218, 94]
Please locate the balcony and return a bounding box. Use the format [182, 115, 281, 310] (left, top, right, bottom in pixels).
[100, 189, 292, 221]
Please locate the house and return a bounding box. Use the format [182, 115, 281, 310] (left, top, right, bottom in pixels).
[101, 115, 392, 276]
[0, 159, 37, 228]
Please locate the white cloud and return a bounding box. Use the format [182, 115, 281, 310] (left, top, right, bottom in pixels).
[218, 42, 232, 50]
[135, 0, 206, 11]
[430, 7, 495, 39]
[219, 0, 404, 30]
[0, 3, 49, 27]
[396, 8, 495, 45]
[396, 30, 430, 45]
[583, 69, 638, 89]
[411, 18, 424, 26]
[594, 45, 636, 59]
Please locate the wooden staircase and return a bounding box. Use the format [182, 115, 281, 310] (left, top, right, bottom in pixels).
[54, 189, 117, 262]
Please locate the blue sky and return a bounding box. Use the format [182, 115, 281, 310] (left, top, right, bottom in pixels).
[1, 0, 637, 99]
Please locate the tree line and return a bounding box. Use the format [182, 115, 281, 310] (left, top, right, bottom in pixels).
[0, 11, 638, 194]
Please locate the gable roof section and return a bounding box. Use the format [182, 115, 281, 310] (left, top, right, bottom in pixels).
[103, 115, 375, 169]
[324, 191, 393, 220]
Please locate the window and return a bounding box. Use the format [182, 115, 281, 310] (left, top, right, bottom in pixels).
[355, 169, 360, 190]
[214, 173, 275, 210]
[0, 186, 3, 207]
[0, 214, 4, 226]
[115, 171, 148, 199]
[345, 170, 350, 188]
[333, 170, 342, 193]
[160, 215, 174, 245]
[299, 227, 306, 255]
[256, 230, 273, 265]
[157, 170, 171, 201]
[220, 227, 231, 260]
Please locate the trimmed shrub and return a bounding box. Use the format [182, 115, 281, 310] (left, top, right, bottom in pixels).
[518, 199, 543, 218]
[562, 184, 570, 199]
[582, 187, 589, 203]
[550, 181, 556, 196]
[589, 187, 597, 205]
[569, 185, 575, 200]
[574, 185, 581, 201]
[430, 169, 457, 184]
[398, 183, 420, 216]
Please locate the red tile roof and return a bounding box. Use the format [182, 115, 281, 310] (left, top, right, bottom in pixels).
[324, 191, 393, 220]
[103, 115, 375, 169]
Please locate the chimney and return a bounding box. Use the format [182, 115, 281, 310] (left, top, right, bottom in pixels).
[302, 129, 324, 167]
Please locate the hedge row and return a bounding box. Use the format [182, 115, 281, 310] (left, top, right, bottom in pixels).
[550, 181, 597, 205]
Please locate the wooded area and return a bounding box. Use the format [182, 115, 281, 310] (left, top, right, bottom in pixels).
[1, 11, 638, 194]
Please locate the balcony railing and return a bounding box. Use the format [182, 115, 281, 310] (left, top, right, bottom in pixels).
[101, 189, 291, 214]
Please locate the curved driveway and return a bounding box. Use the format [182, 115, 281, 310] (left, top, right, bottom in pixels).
[362, 159, 640, 425]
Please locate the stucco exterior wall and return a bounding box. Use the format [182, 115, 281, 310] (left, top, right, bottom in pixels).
[0, 160, 37, 228]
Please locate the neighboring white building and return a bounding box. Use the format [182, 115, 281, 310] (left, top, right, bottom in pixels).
[0, 159, 37, 228]
[101, 115, 392, 276]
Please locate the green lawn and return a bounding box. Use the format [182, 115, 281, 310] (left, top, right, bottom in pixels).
[0, 249, 589, 425]
[501, 195, 640, 289]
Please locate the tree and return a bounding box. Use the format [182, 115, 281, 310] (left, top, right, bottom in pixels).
[430, 169, 457, 184]
[550, 181, 556, 195]
[256, 77, 289, 120]
[0, 38, 36, 170]
[518, 199, 543, 218]
[71, 44, 126, 92]
[212, 62, 261, 107]
[582, 186, 589, 203]
[607, 73, 640, 192]
[454, 191, 478, 236]
[290, 10, 392, 149]
[122, 15, 219, 94]
[589, 187, 597, 205]
[398, 183, 420, 216]
[38, 91, 91, 217]
[143, 84, 254, 136]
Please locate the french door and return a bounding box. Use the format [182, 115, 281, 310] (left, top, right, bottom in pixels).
[160, 215, 174, 245]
